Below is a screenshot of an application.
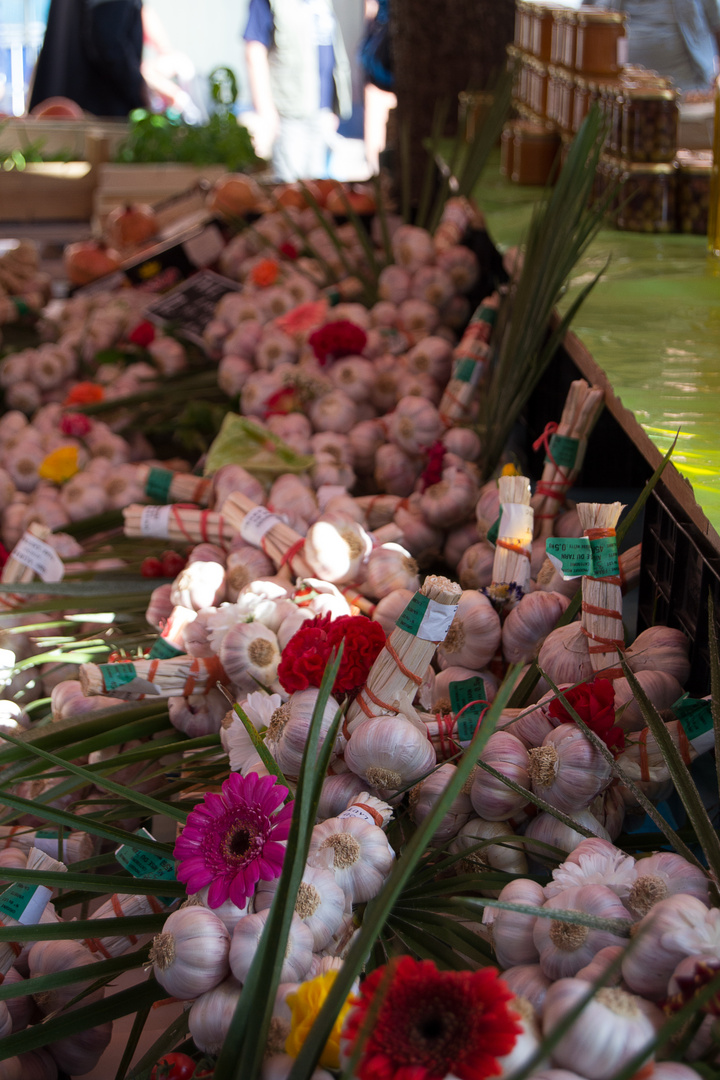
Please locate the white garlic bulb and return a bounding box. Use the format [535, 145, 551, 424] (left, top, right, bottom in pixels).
[308, 814, 394, 903]
[527, 724, 613, 815]
[188, 976, 242, 1055]
[625, 852, 710, 917]
[533, 884, 631, 980]
[230, 910, 313, 984]
[387, 395, 443, 456]
[150, 906, 231, 1000]
[345, 714, 437, 795]
[170, 560, 226, 611]
[361, 544, 420, 599]
[490, 878, 546, 969]
[537, 623, 594, 687]
[621, 894, 711, 999]
[410, 763, 472, 843]
[220, 622, 281, 693]
[470, 732, 530, 822]
[501, 964, 552, 1015]
[502, 592, 570, 665]
[437, 590, 501, 671]
[254, 864, 346, 950]
[449, 817, 528, 881]
[303, 520, 373, 585]
[264, 688, 342, 780]
[523, 811, 611, 867]
[419, 466, 479, 528]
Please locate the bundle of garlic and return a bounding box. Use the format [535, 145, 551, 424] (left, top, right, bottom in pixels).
[79, 654, 229, 699]
[134, 463, 213, 507]
[488, 473, 534, 605]
[577, 502, 626, 679]
[438, 293, 499, 427]
[222, 491, 314, 578]
[123, 503, 234, 548]
[0, 847, 67, 978]
[0, 826, 93, 864]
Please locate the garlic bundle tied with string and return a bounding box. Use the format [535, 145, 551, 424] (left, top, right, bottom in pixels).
[488, 474, 534, 605]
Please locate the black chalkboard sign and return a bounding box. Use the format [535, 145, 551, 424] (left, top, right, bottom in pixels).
[146, 269, 241, 346]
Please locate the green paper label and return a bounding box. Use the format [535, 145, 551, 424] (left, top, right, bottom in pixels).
[115, 828, 177, 905]
[454, 357, 477, 384]
[589, 535, 620, 577]
[36, 829, 59, 839]
[487, 511, 501, 547]
[395, 593, 458, 642]
[396, 592, 431, 635]
[546, 434, 580, 471]
[474, 303, 497, 327]
[673, 694, 714, 755]
[149, 637, 185, 660]
[101, 662, 138, 692]
[0, 881, 52, 925]
[13, 298, 30, 316]
[146, 467, 174, 503]
[450, 677, 486, 743]
[546, 537, 592, 579]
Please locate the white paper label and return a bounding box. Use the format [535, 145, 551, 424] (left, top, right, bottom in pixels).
[617, 35, 629, 65]
[140, 504, 172, 539]
[240, 506, 281, 546]
[182, 224, 225, 268]
[498, 502, 534, 546]
[12, 532, 64, 583]
[316, 485, 347, 510]
[0, 882, 52, 925]
[338, 805, 377, 826]
[418, 599, 459, 642]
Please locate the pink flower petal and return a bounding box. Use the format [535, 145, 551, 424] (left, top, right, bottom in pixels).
[206, 875, 231, 908]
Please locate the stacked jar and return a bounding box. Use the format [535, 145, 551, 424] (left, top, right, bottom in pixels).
[677, 150, 713, 236]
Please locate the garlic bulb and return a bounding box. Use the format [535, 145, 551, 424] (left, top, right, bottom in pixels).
[48, 1022, 113, 1077]
[543, 979, 663, 1080]
[502, 592, 570, 665]
[449, 817, 528, 882]
[523, 811, 611, 866]
[345, 714, 436, 795]
[189, 976, 242, 1055]
[308, 814, 394, 903]
[490, 878, 546, 968]
[527, 724, 613, 815]
[499, 705, 554, 750]
[168, 689, 229, 737]
[150, 906, 231, 999]
[387, 395, 443, 456]
[457, 542, 496, 590]
[146, 583, 174, 629]
[265, 688, 342, 779]
[437, 590, 501, 671]
[348, 418, 386, 474]
[230, 910, 313, 984]
[625, 852, 710, 917]
[470, 732, 530, 821]
[575, 944, 625, 985]
[625, 625, 691, 684]
[406, 336, 453, 382]
[613, 670, 685, 733]
[410, 763, 472, 843]
[170, 560, 226, 611]
[309, 390, 358, 434]
[225, 545, 275, 599]
[501, 964, 552, 1015]
[379, 264, 412, 303]
[220, 622, 281, 693]
[621, 894, 711, 999]
[537, 623, 594, 687]
[374, 443, 422, 497]
[3, 967, 33, 1032]
[419, 466, 479, 528]
[372, 588, 414, 637]
[533, 885, 631, 979]
[393, 497, 444, 558]
[254, 864, 346, 950]
[303, 520, 372, 585]
[545, 839, 636, 900]
[196, 885, 249, 933]
[317, 772, 367, 821]
[361, 543, 420, 599]
[497, 996, 543, 1079]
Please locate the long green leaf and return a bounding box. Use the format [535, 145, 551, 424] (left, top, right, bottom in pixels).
[0, 948, 148, 1001]
[127, 1011, 190, 1080]
[708, 594, 720, 809]
[0, 794, 174, 855]
[0, 914, 170, 942]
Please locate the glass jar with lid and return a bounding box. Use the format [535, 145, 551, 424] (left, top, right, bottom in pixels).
[528, 58, 549, 119]
[557, 69, 576, 135]
[616, 161, 678, 232]
[621, 85, 679, 163]
[530, 4, 560, 62]
[597, 79, 622, 155]
[512, 121, 561, 185]
[677, 150, 712, 235]
[575, 10, 627, 77]
[550, 9, 567, 66]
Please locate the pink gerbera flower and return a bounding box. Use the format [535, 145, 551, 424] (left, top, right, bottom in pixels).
[174, 772, 293, 909]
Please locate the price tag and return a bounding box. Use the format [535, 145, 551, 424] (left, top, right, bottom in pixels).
[145, 467, 174, 503]
[450, 677, 487, 745]
[673, 694, 715, 756]
[589, 535, 620, 578]
[546, 434, 580, 471]
[546, 537, 592, 579]
[11, 532, 64, 583]
[115, 828, 177, 906]
[395, 592, 459, 642]
[140, 505, 172, 539]
[338, 805, 377, 826]
[240, 506, 281, 546]
[101, 662, 139, 692]
[149, 637, 185, 660]
[0, 882, 52, 925]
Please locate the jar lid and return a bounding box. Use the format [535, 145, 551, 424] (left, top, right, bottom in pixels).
[506, 44, 522, 60]
[577, 11, 627, 25]
[619, 160, 678, 175]
[676, 149, 713, 173]
[623, 85, 678, 102]
[575, 76, 589, 90]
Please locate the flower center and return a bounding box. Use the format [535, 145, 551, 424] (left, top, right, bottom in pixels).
[222, 820, 259, 864]
[527, 745, 559, 787]
[320, 832, 361, 869]
[366, 766, 403, 790]
[596, 986, 640, 1019]
[627, 874, 668, 916]
[295, 881, 321, 919]
[248, 639, 275, 667]
[549, 915, 588, 952]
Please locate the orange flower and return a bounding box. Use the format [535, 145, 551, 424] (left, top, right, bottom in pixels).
[64, 382, 104, 406]
[250, 258, 279, 287]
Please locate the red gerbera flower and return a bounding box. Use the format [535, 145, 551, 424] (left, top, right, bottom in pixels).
[547, 677, 625, 755]
[343, 957, 521, 1080]
[308, 319, 367, 366]
[277, 613, 385, 696]
[64, 381, 104, 407]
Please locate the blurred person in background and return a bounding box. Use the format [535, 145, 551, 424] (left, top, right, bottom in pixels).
[581, 0, 720, 91]
[360, 0, 395, 174]
[243, 0, 352, 180]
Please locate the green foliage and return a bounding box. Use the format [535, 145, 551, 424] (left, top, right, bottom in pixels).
[115, 109, 259, 170]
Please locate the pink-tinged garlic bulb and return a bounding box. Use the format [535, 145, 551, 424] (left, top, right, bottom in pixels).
[307, 814, 394, 903]
[625, 852, 710, 917]
[476, 481, 501, 536]
[255, 864, 346, 950]
[317, 771, 367, 821]
[449, 817, 528, 883]
[220, 622, 280, 694]
[362, 543, 419, 599]
[442, 522, 481, 570]
[218, 355, 254, 396]
[2, 966, 33, 1033]
[420, 465, 479, 528]
[502, 592, 570, 665]
[490, 878, 546, 968]
[168, 689, 229, 737]
[410, 763, 472, 843]
[308, 390, 358, 434]
[622, 894, 713, 999]
[625, 625, 691, 684]
[436, 244, 480, 291]
[575, 944, 626, 986]
[410, 266, 455, 308]
[537, 623, 594, 686]
[496, 996, 542, 1079]
[442, 425, 481, 462]
[348, 418, 386, 474]
[213, 463, 266, 509]
[653, 1066, 710, 1080]
[533, 885, 631, 979]
[523, 811, 611, 866]
[150, 906, 231, 999]
[397, 370, 442, 406]
[266, 413, 313, 454]
[265, 688, 341, 780]
[437, 590, 501, 671]
[329, 356, 375, 403]
[433, 665, 498, 709]
[542, 978, 663, 1080]
[6, 441, 44, 493]
[50, 679, 128, 722]
[372, 588, 414, 637]
[225, 545, 275, 600]
[387, 396, 443, 456]
[391, 225, 435, 273]
[458, 542, 496, 590]
[189, 976, 242, 1057]
[590, 781, 626, 841]
[374, 443, 423, 497]
[268, 472, 317, 525]
[145, 582, 174, 629]
[59, 478, 108, 521]
[370, 299, 399, 327]
[231, 910, 313, 984]
[378, 264, 412, 304]
[182, 607, 216, 658]
[545, 838, 636, 900]
[393, 496, 444, 558]
[148, 335, 187, 376]
[613, 670, 685, 733]
[499, 705, 554, 750]
[527, 724, 613, 815]
[241, 371, 283, 418]
[406, 336, 453, 383]
[371, 361, 404, 413]
[345, 714, 436, 796]
[470, 732, 530, 822]
[312, 452, 356, 490]
[503, 965, 553, 1015]
[170, 560, 226, 611]
[48, 1023, 113, 1077]
[188, 543, 227, 567]
[5, 381, 41, 414]
[256, 329, 297, 371]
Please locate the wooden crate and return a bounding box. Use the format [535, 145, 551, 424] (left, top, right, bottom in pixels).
[0, 118, 128, 161]
[93, 163, 227, 228]
[0, 161, 96, 222]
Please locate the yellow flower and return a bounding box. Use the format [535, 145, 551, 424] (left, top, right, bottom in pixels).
[285, 970, 352, 1069]
[38, 446, 80, 484]
[501, 462, 519, 476]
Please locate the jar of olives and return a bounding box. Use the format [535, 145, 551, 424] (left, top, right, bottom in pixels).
[621, 85, 679, 163]
[616, 162, 677, 233]
[575, 10, 627, 76]
[677, 151, 712, 235]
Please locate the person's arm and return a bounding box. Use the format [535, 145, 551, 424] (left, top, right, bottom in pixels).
[245, 39, 279, 159]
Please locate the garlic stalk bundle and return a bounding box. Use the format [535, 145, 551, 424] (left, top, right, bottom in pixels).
[624, 625, 692, 684]
[254, 864, 346, 950]
[345, 713, 436, 795]
[470, 731, 530, 822]
[264, 688, 342, 780]
[613, 670, 685, 733]
[409, 763, 472, 843]
[0, 847, 66, 977]
[80, 655, 228, 699]
[222, 491, 314, 579]
[150, 906, 231, 1000]
[490, 878, 546, 969]
[0, 826, 92, 864]
[542, 979, 664, 1080]
[502, 592, 570, 665]
[502, 965, 552, 1015]
[437, 589, 501, 671]
[303, 519, 373, 585]
[625, 852, 710, 917]
[533, 885, 631, 980]
[489, 474, 534, 605]
[188, 976, 242, 1056]
[360, 543, 420, 600]
[449, 817, 528, 881]
[230, 909, 314, 984]
[545, 838, 636, 900]
[123, 503, 233, 547]
[308, 814, 394, 903]
[537, 622, 594, 687]
[527, 724, 613, 815]
[577, 501, 625, 678]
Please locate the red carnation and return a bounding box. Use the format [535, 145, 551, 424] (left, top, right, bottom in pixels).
[419, 440, 446, 492]
[343, 957, 522, 1080]
[277, 613, 385, 696]
[308, 319, 367, 366]
[279, 241, 299, 260]
[547, 677, 625, 755]
[60, 412, 92, 438]
[128, 320, 156, 347]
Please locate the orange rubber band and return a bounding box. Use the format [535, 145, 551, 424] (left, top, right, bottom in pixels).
[280, 537, 306, 572]
[384, 640, 423, 685]
[496, 538, 531, 560]
[677, 722, 692, 766]
[581, 601, 623, 620]
[351, 802, 384, 828]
